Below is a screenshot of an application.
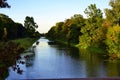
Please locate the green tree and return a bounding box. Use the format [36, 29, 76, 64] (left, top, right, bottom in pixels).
[54, 22, 64, 39]
[0, 13, 18, 39]
[67, 14, 85, 44]
[79, 4, 103, 48]
[47, 14, 85, 45]
[84, 4, 102, 18]
[105, 0, 120, 26]
[47, 26, 56, 39]
[54, 22, 64, 33]
[15, 23, 28, 38]
[0, 13, 31, 40]
[106, 25, 120, 55]
[24, 16, 38, 37]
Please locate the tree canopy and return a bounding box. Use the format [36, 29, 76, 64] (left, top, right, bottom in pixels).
[80, 4, 103, 48]
[105, 0, 120, 26]
[47, 0, 120, 57]
[0, 14, 28, 40]
[0, 0, 10, 8]
[24, 16, 39, 37]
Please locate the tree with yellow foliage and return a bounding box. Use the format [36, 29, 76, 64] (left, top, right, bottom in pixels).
[106, 25, 120, 55]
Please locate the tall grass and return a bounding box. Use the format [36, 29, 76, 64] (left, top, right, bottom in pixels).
[11, 38, 38, 50]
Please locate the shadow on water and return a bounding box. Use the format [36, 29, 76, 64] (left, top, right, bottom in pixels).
[48, 41, 80, 60]
[24, 53, 35, 67]
[48, 41, 120, 77]
[10, 52, 35, 75]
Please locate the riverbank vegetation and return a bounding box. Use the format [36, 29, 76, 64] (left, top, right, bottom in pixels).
[11, 38, 38, 50]
[46, 0, 120, 59]
[0, 13, 40, 79]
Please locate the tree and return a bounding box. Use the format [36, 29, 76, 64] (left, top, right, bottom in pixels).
[47, 14, 85, 45]
[0, 13, 17, 39]
[0, 14, 30, 40]
[105, 0, 120, 26]
[79, 4, 103, 48]
[54, 22, 64, 33]
[15, 23, 27, 38]
[84, 4, 102, 18]
[106, 25, 120, 55]
[67, 14, 85, 44]
[24, 16, 38, 37]
[46, 26, 56, 39]
[0, 0, 10, 8]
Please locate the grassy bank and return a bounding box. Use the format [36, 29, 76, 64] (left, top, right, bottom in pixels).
[51, 39, 77, 48]
[0, 37, 39, 80]
[49, 38, 106, 55]
[87, 46, 106, 54]
[11, 38, 38, 50]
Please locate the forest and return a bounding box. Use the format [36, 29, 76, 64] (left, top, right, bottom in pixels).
[47, 0, 120, 58]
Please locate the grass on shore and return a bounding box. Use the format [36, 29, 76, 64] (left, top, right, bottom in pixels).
[87, 46, 106, 54]
[11, 38, 38, 50]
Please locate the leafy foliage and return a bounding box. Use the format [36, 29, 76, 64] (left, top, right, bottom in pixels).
[79, 4, 104, 48]
[0, 0, 10, 8]
[0, 13, 28, 40]
[24, 16, 39, 37]
[106, 25, 120, 54]
[47, 14, 84, 45]
[105, 0, 120, 26]
[47, 1, 120, 57]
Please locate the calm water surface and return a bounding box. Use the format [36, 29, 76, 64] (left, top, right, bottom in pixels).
[6, 37, 120, 79]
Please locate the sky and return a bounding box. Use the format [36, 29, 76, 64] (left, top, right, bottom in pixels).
[0, 0, 110, 33]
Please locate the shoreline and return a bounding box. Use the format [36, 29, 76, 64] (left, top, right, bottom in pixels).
[0, 37, 39, 80]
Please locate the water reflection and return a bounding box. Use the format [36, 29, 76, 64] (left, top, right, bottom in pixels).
[79, 49, 108, 77]
[50, 44, 80, 60]
[9, 51, 35, 75]
[6, 38, 120, 79]
[24, 53, 35, 67]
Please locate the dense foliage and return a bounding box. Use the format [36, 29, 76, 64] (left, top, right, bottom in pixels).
[24, 16, 40, 38]
[47, 14, 84, 45]
[0, 14, 40, 41]
[0, 14, 27, 40]
[80, 4, 104, 48]
[0, 13, 40, 79]
[0, 0, 10, 8]
[47, 0, 120, 57]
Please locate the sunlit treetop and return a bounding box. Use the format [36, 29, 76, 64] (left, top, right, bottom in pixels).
[0, 0, 10, 8]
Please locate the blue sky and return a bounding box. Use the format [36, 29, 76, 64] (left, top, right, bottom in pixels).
[0, 0, 110, 33]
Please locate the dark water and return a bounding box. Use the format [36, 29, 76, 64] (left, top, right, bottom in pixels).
[6, 37, 120, 79]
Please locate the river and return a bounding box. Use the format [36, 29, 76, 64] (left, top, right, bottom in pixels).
[6, 37, 120, 79]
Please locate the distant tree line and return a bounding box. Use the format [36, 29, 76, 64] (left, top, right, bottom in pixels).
[0, 14, 40, 41]
[47, 0, 120, 57]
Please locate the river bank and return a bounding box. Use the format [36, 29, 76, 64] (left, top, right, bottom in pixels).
[0, 37, 39, 80]
[48, 38, 105, 53]
[47, 38, 120, 62]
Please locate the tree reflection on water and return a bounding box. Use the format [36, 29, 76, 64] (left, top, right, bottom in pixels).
[11, 52, 35, 75]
